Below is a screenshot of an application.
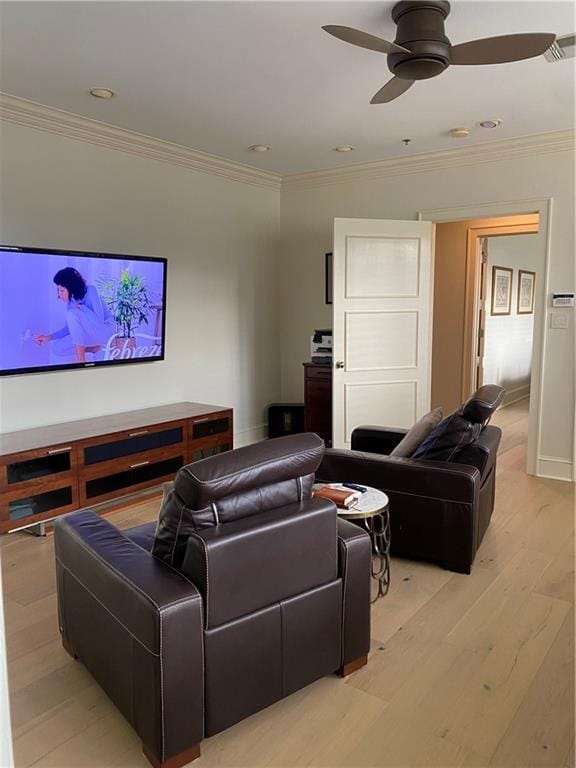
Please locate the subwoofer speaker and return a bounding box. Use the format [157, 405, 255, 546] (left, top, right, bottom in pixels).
[267, 404, 305, 439]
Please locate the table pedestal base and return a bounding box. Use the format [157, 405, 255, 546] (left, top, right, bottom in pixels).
[364, 509, 391, 601]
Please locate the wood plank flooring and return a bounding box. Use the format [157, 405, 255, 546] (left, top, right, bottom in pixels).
[1, 399, 574, 768]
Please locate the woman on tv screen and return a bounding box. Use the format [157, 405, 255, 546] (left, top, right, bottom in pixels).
[34, 267, 114, 363]
[0, 246, 167, 375]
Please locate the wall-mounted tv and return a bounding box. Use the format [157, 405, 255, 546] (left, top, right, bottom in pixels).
[0, 245, 167, 376]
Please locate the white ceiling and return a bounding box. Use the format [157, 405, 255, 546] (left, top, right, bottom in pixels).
[0, 1, 574, 175]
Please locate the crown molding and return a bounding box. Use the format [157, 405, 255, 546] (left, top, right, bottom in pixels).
[0, 92, 282, 192]
[282, 130, 576, 190]
[1, 92, 574, 193]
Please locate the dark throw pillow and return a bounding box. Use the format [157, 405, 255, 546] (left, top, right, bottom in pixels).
[411, 412, 482, 462]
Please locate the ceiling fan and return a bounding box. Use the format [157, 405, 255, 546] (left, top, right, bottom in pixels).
[323, 1, 556, 103]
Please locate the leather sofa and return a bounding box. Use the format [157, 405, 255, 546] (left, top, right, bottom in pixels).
[54, 433, 371, 768]
[317, 386, 504, 575]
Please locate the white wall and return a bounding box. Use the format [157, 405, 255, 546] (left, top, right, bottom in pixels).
[279, 148, 575, 476]
[0, 121, 574, 476]
[484, 234, 539, 402]
[0, 122, 281, 443]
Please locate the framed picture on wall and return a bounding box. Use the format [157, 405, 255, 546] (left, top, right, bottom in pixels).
[491, 266, 513, 315]
[517, 270, 536, 314]
[325, 252, 333, 305]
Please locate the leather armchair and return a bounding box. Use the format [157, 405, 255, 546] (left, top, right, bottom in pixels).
[317, 387, 503, 575]
[54, 433, 371, 768]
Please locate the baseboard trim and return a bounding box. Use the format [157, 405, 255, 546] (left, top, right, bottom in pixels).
[501, 386, 530, 407]
[234, 423, 267, 447]
[537, 456, 574, 482]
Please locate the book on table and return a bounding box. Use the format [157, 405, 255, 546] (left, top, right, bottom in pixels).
[312, 485, 360, 509]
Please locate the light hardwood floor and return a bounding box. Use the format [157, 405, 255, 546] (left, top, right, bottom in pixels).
[1, 399, 574, 768]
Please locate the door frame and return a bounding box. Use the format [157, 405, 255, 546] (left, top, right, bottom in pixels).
[418, 198, 552, 478]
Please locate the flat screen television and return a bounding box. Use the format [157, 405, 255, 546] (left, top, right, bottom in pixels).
[0, 245, 167, 376]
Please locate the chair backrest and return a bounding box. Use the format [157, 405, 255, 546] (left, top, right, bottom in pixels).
[152, 433, 325, 568]
[412, 384, 505, 464]
[450, 385, 505, 475]
[461, 384, 505, 425]
[151, 432, 335, 628]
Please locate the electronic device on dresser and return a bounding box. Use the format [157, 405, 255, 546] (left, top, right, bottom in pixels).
[310, 329, 332, 365]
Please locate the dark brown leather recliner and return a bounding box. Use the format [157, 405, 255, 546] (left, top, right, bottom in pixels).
[317, 386, 504, 575]
[54, 433, 371, 768]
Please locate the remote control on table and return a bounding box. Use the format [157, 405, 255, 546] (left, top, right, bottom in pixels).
[342, 483, 367, 493]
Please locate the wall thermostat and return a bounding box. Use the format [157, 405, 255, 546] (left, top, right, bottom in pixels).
[552, 292, 575, 308]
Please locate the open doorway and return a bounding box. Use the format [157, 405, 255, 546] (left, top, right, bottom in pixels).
[429, 212, 541, 475]
[481, 231, 539, 402]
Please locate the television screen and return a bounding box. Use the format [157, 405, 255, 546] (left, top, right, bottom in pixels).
[0, 246, 167, 376]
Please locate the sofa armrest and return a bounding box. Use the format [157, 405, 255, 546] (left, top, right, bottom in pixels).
[54, 511, 204, 765]
[318, 449, 480, 503]
[351, 426, 409, 455]
[337, 519, 371, 668]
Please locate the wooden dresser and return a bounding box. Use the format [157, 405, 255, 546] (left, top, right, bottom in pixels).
[0, 402, 233, 533]
[303, 363, 332, 445]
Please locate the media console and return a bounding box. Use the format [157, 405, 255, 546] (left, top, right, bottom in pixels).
[0, 402, 233, 533]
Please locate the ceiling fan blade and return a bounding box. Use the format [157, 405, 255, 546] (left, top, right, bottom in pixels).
[322, 25, 410, 55]
[370, 77, 415, 104]
[451, 33, 556, 65]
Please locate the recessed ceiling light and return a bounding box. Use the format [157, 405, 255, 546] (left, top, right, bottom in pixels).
[334, 145, 355, 153]
[248, 144, 271, 152]
[89, 87, 115, 99]
[478, 118, 503, 129]
[450, 127, 471, 139]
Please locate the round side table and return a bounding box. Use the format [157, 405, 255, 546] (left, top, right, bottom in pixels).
[315, 484, 391, 601]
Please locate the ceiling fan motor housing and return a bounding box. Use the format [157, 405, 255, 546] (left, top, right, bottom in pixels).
[388, 0, 452, 80]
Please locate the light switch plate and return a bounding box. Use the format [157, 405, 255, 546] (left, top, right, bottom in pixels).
[550, 312, 569, 329]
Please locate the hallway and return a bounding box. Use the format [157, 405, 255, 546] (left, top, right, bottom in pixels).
[491, 396, 530, 472]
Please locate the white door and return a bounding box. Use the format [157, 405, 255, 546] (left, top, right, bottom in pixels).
[332, 218, 435, 449]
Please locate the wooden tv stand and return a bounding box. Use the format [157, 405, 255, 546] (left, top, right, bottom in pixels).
[0, 402, 233, 534]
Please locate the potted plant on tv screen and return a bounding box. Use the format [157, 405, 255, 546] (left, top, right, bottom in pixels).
[99, 269, 153, 351]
